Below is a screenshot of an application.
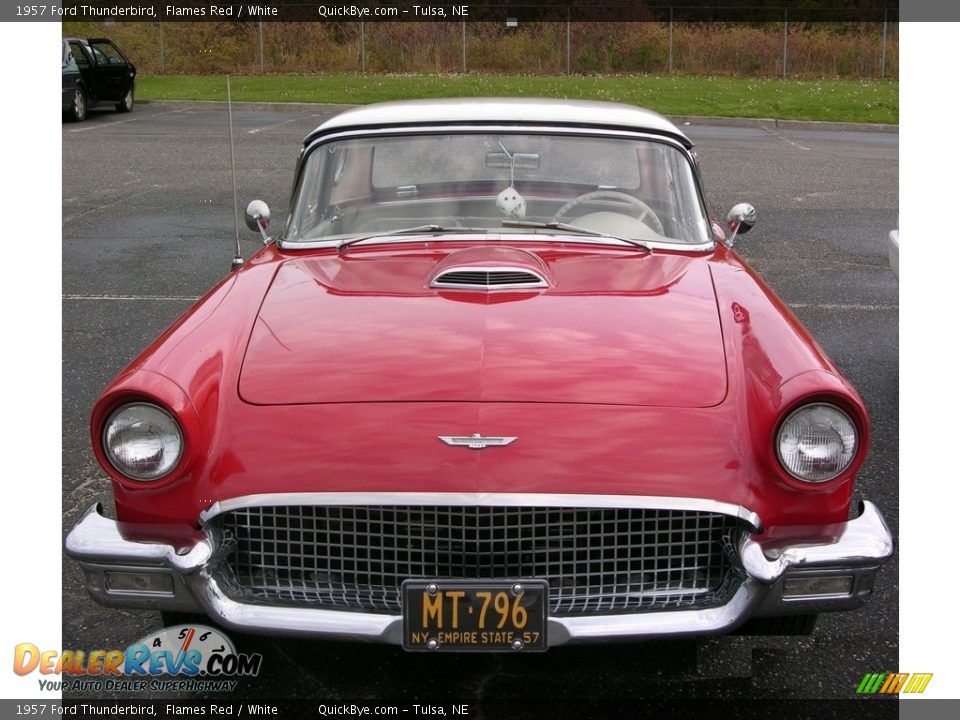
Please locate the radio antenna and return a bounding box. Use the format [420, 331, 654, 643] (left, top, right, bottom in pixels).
[227, 76, 243, 271]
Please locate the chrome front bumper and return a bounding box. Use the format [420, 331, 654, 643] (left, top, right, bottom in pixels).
[65, 501, 893, 646]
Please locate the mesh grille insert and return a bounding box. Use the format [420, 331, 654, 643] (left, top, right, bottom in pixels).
[217, 505, 744, 616]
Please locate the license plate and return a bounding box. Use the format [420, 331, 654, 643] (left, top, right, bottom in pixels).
[402, 579, 548, 652]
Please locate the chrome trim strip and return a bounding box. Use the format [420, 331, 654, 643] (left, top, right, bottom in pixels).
[550, 582, 761, 643]
[432, 282, 545, 291]
[195, 578, 764, 645]
[303, 124, 692, 154]
[281, 235, 716, 254]
[188, 574, 399, 642]
[197, 492, 763, 531]
[437, 435, 519, 449]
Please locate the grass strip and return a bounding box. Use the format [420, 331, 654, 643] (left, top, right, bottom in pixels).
[138, 73, 898, 125]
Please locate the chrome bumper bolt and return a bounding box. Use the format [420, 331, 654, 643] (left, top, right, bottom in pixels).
[426, 583, 439, 596]
[511, 583, 524, 596]
[511, 639, 524, 651]
[427, 638, 439, 650]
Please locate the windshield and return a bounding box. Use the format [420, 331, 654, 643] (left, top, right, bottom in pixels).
[286, 132, 712, 247]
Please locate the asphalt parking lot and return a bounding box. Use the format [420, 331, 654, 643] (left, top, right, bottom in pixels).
[62, 101, 898, 704]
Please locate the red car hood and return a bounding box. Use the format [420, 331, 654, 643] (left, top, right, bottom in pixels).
[238, 246, 727, 407]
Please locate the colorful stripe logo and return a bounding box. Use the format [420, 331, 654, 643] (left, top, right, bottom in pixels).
[857, 673, 933, 694]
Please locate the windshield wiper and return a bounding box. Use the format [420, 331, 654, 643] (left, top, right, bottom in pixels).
[500, 220, 651, 252]
[337, 225, 489, 252]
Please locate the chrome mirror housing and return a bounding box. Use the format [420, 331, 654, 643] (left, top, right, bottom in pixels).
[245, 200, 271, 243]
[725, 203, 757, 247]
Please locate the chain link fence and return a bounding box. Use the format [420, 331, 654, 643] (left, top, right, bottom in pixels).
[74, 21, 899, 79]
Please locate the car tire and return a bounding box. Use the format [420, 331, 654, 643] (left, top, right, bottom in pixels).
[735, 614, 818, 636]
[67, 87, 87, 122]
[116, 87, 133, 113]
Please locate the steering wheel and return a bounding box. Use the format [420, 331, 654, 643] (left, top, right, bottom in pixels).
[551, 190, 664, 234]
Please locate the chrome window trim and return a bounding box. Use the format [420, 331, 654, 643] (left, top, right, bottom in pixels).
[198, 492, 762, 532]
[280, 234, 716, 253]
[280, 125, 715, 253]
[301, 124, 693, 157]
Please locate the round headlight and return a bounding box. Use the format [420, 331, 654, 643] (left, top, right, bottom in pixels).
[776, 403, 857, 483]
[103, 403, 183, 481]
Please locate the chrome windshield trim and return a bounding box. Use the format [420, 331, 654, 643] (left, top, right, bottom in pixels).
[280, 124, 714, 253]
[198, 492, 762, 531]
[289, 232, 498, 251]
[280, 235, 716, 253]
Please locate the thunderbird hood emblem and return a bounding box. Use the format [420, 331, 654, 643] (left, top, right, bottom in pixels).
[439, 434, 518, 449]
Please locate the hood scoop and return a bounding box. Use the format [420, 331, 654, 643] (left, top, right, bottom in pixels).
[428, 246, 550, 290]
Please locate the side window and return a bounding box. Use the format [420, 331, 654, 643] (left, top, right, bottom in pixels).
[62, 44, 77, 70]
[69, 43, 89, 70]
[635, 143, 670, 205]
[90, 42, 124, 66]
[329, 146, 374, 204]
[89, 45, 107, 65]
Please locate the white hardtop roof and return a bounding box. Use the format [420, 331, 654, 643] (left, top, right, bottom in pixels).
[307, 98, 691, 146]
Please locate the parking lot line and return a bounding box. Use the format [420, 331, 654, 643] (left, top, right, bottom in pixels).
[248, 114, 321, 134]
[68, 116, 143, 133]
[68, 108, 189, 133]
[761, 127, 812, 151]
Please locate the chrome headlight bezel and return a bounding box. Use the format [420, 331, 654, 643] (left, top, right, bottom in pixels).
[775, 402, 858, 484]
[102, 402, 184, 482]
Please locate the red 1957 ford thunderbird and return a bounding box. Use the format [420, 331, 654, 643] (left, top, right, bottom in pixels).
[66, 99, 893, 652]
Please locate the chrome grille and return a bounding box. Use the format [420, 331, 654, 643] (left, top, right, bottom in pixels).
[217, 505, 744, 616]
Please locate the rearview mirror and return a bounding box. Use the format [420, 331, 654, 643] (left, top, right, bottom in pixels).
[485, 152, 540, 170]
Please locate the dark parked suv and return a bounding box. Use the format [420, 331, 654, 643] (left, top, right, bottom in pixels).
[62, 38, 136, 122]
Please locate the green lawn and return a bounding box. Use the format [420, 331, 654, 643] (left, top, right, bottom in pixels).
[137, 73, 898, 124]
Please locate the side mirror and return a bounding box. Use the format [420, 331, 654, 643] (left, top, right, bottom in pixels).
[725, 203, 757, 247]
[245, 200, 271, 244]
